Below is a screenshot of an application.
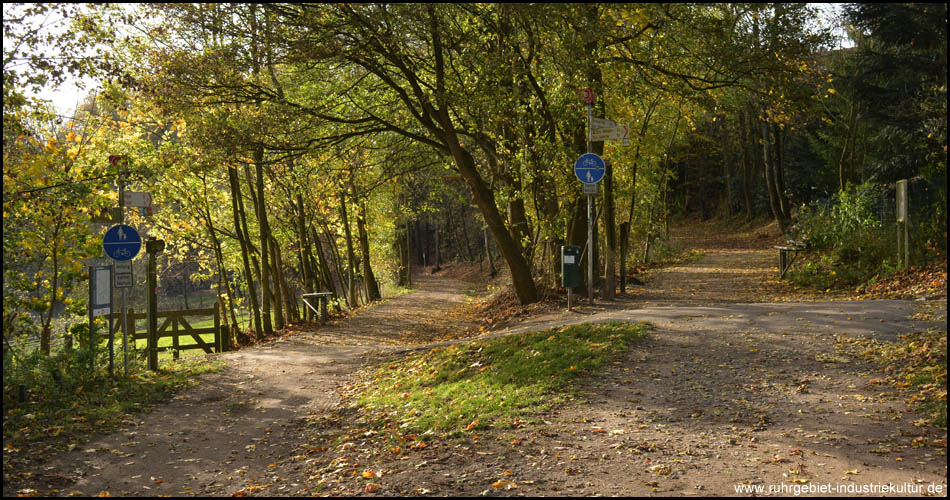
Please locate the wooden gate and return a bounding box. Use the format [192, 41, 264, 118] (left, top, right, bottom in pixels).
[108, 301, 230, 359]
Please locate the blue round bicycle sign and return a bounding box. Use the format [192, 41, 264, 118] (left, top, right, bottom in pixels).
[574, 153, 605, 184]
[103, 224, 141, 261]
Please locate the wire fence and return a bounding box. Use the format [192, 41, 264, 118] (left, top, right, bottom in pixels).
[797, 176, 945, 266]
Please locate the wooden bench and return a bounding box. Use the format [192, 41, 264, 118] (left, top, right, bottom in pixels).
[774, 240, 805, 279]
[301, 292, 334, 325]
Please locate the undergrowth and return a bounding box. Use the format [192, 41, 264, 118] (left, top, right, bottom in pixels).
[2, 347, 225, 458]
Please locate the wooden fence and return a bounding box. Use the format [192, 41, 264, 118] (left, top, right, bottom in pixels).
[106, 302, 230, 359]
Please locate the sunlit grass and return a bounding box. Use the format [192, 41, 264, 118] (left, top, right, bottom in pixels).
[2, 353, 225, 452]
[354, 321, 650, 438]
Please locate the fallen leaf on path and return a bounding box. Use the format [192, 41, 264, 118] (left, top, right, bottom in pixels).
[492, 479, 517, 490]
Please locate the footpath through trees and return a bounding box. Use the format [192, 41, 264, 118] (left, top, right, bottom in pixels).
[4, 222, 946, 497]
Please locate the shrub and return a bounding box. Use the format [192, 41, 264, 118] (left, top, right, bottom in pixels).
[793, 182, 897, 287]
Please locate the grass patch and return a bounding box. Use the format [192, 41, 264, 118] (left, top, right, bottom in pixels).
[352, 321, 650, 440]
[2, 351, 226, 457]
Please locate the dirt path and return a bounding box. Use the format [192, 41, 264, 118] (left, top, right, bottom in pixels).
[26, 274, 479, 497]
[15, 222, 947, 497]
[289, 222, 946, 496]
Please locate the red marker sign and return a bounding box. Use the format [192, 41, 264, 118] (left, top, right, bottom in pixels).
[582, 87, 596, 105]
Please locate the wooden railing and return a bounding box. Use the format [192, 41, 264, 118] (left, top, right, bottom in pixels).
[106, 301, 230, 359]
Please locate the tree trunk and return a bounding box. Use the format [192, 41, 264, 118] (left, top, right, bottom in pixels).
[207, 217, 239, 338]
[338, 189, 358, 308]
[319, 220, 347, 305]
[267, 236, 285, 329]
[720, 118, 734, 217]
[273, 235, 297, 322]
[295, 193, 315, 320]
[445, 139, 536, 303]
[567, 196, 588, 294]
[774, 123, 790, 221]
[394, 219, 409, 287]
[739, 107, 754, 221]
[228, 166, 261, 338]
[253, 147, 273, 336]
[603, 159, 616, 300]
[355, 200, 381, 301]
[40, 236, 59, 356]
[310, 225, 337, 301]
[761, 120, 790, 236]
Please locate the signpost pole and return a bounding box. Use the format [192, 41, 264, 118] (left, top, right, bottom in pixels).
[88, 267, 95, 374]
[118, 171, 129, 377]
[587, 100, 594, 305]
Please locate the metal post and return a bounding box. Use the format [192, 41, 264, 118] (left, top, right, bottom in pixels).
[108, 292, 114, 376]
[587, 101, 594, 304]
[122, 289, 129, 376]
[88, 266, 95, 374]
[118, 172, 128, 376]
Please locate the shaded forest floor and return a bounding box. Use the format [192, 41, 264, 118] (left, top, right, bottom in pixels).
[4, 218, 946, 497]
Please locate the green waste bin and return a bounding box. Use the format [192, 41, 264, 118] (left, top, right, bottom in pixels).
[561, 245, 580, 288]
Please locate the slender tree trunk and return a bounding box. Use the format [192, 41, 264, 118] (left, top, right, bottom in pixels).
[295, 194, 315, 320]
[739, 108, 754, 221]
[228, 166, 261, 338]
[272, 235, 297, 322]
[762, 120, 790, 236]
[320, 220, 348, 304]
[355, 200, 381, 301]
[309, 225, 335, 297]
[839, 99, 856, 191]
[338, 190, 358, 307]
[774, 123, 790, 220]
[720, 118, 734, 217]
[208, 219, 239, 340]
[40, 238, 59, 356]
[395, 219, 409, 286]
[603, 159, 616, 300]
[268, 236, 285, 330]
[254, 147, 273, 335]
[484, 227, 497, 277]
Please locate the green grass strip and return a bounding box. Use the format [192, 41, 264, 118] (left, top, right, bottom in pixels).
[355, 321, 650, 437]
[3, 355, 225, 451]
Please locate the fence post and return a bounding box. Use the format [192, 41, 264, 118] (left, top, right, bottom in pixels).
[214, 302, 222, 353]
[172, 314, 180, 360]
[126, 308, 135, 375]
